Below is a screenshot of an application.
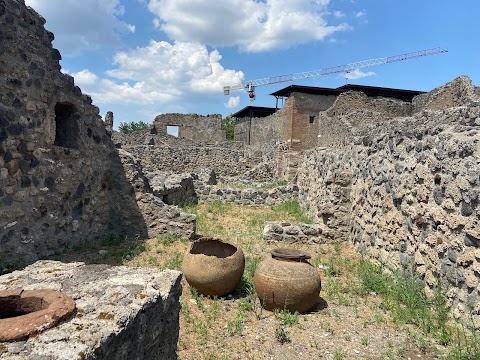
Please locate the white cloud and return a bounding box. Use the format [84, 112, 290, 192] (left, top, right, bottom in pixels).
[333, 10, 346, 18]
[147, 0, 350, 52]
[225, 96, 240, 109]
[69, 69, 98, 85]
[25, 0, 135, 56]
[73, 41, 244, 107]
[345, 69, 375, 80]
[355, 10, 367, 18]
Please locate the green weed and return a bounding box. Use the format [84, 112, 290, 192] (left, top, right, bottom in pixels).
[271, 199, 313, 224]
[275, 326, 291, 344]
[163, 251, 183, 270]
[274, 309, 299, 326]
[157, 233, 178, 246]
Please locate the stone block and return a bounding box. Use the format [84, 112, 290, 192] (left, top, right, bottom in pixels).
[0, 261, 182, 360]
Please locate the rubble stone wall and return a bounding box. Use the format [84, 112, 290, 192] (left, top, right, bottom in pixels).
[299, 100, 480, 326]
[126, 145, 263, 177]
[263, 221, 328, 244]
[234, 103, 291, 148]
[0, 0, 195, 270]
[194, 182, 298, 206]
[153, 113, 226, 144]
[317, 91, 415, 148]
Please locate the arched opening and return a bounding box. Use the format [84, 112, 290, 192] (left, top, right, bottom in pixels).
[54, 102, 79, 149]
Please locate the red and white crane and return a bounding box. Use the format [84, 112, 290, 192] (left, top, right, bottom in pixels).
[223, 48, 448, 100]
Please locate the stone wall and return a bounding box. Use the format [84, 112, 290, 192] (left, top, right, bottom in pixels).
[317, 91, 415, 148]
[413, 76, 479, 112]
[0, 0, 195, 269]
[289, 93, 337, 151]
[0, 261, 182, 359]
[153, 113, 225, 144]
[263, 221, 329, 244]
[234, 105, 290, 148]
[112, 127, 198, 148]
[298, 96, 480, 325]
[194, 182, 298, 206]
[126, 145, 262, 177]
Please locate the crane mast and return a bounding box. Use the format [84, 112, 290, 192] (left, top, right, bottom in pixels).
[223, 47, 448, 100]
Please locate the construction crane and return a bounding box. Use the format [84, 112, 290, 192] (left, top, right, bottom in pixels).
[223, 47, 448, 101]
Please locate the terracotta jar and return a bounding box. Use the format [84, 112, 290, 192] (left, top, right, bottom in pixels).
[254, 248, 321, 313]
[182, 237, 245, 296]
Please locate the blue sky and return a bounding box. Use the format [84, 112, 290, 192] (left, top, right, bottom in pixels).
[25, 0, 480, 128]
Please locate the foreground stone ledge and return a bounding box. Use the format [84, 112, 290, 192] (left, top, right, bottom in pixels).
[0, 261, 182, 360]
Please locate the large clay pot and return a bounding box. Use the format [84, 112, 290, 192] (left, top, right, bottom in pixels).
[182, 237, 245, 296]
[254, 248, 321, 313]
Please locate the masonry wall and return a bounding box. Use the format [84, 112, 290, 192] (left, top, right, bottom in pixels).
[234, 105, 291, 148]
[298, 95, 480, 326]
[317, 91, 415, 148]
[289, 93, 337, 151]
[0, 0, 194, 269]
[153, 113, 226, 144]
[125, 145, 262, 177]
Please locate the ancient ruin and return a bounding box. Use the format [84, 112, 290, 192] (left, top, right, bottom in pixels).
[1, 0, 480, 357]
[0, 0, 195, 271]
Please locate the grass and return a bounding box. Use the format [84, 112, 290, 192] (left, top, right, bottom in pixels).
[356, 259, 454, 346]
[274, 309, 299, 326]
[271, 199, 313, 224]
[44, 201, 480, 359]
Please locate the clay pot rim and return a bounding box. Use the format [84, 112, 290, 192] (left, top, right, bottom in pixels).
[271, 248, 311, 261]
[188, 237, 240, 258]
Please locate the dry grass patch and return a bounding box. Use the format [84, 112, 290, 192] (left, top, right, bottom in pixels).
[49, 201, 476, 359]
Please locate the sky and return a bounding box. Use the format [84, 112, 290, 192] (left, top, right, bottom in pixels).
[24, 0, 480, 129]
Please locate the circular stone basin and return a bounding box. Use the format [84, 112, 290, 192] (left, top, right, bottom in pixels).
[0, 289, 76, 342]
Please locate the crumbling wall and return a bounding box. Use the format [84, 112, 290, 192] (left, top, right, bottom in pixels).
[153, 113, 226, 144]
[112, 127, 198, 148]
[234, 104, 290, 148]
[126, 145, 262, 177]
[0, 0, 195, 269]
[317, 91, 415, 148]
[194, 182, 298, 206]
[298, 89, 480, 325]
[413, 75, 480, 112]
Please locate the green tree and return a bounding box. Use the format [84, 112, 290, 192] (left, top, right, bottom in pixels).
[118, 121, 150, 134]
[221, 115, 236, 141]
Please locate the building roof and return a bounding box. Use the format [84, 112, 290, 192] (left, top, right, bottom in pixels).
[337, 84, 425, 101]
[231, 106, 277, 119]
[270, 85, 342, 98]
[270, 84, 425, 102]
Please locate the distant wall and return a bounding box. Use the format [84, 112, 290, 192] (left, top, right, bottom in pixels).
[317, 91, 415, 148]
[126, 145, 263, 177]
[289, 93, 336, 151]
[153, 113, 226, 143]
[234, 106, 290, 149]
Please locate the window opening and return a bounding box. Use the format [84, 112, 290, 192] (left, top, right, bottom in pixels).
[167, 125, 180, 137]
[54, 102, 79, 149]
[309, 116, 315, 124]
